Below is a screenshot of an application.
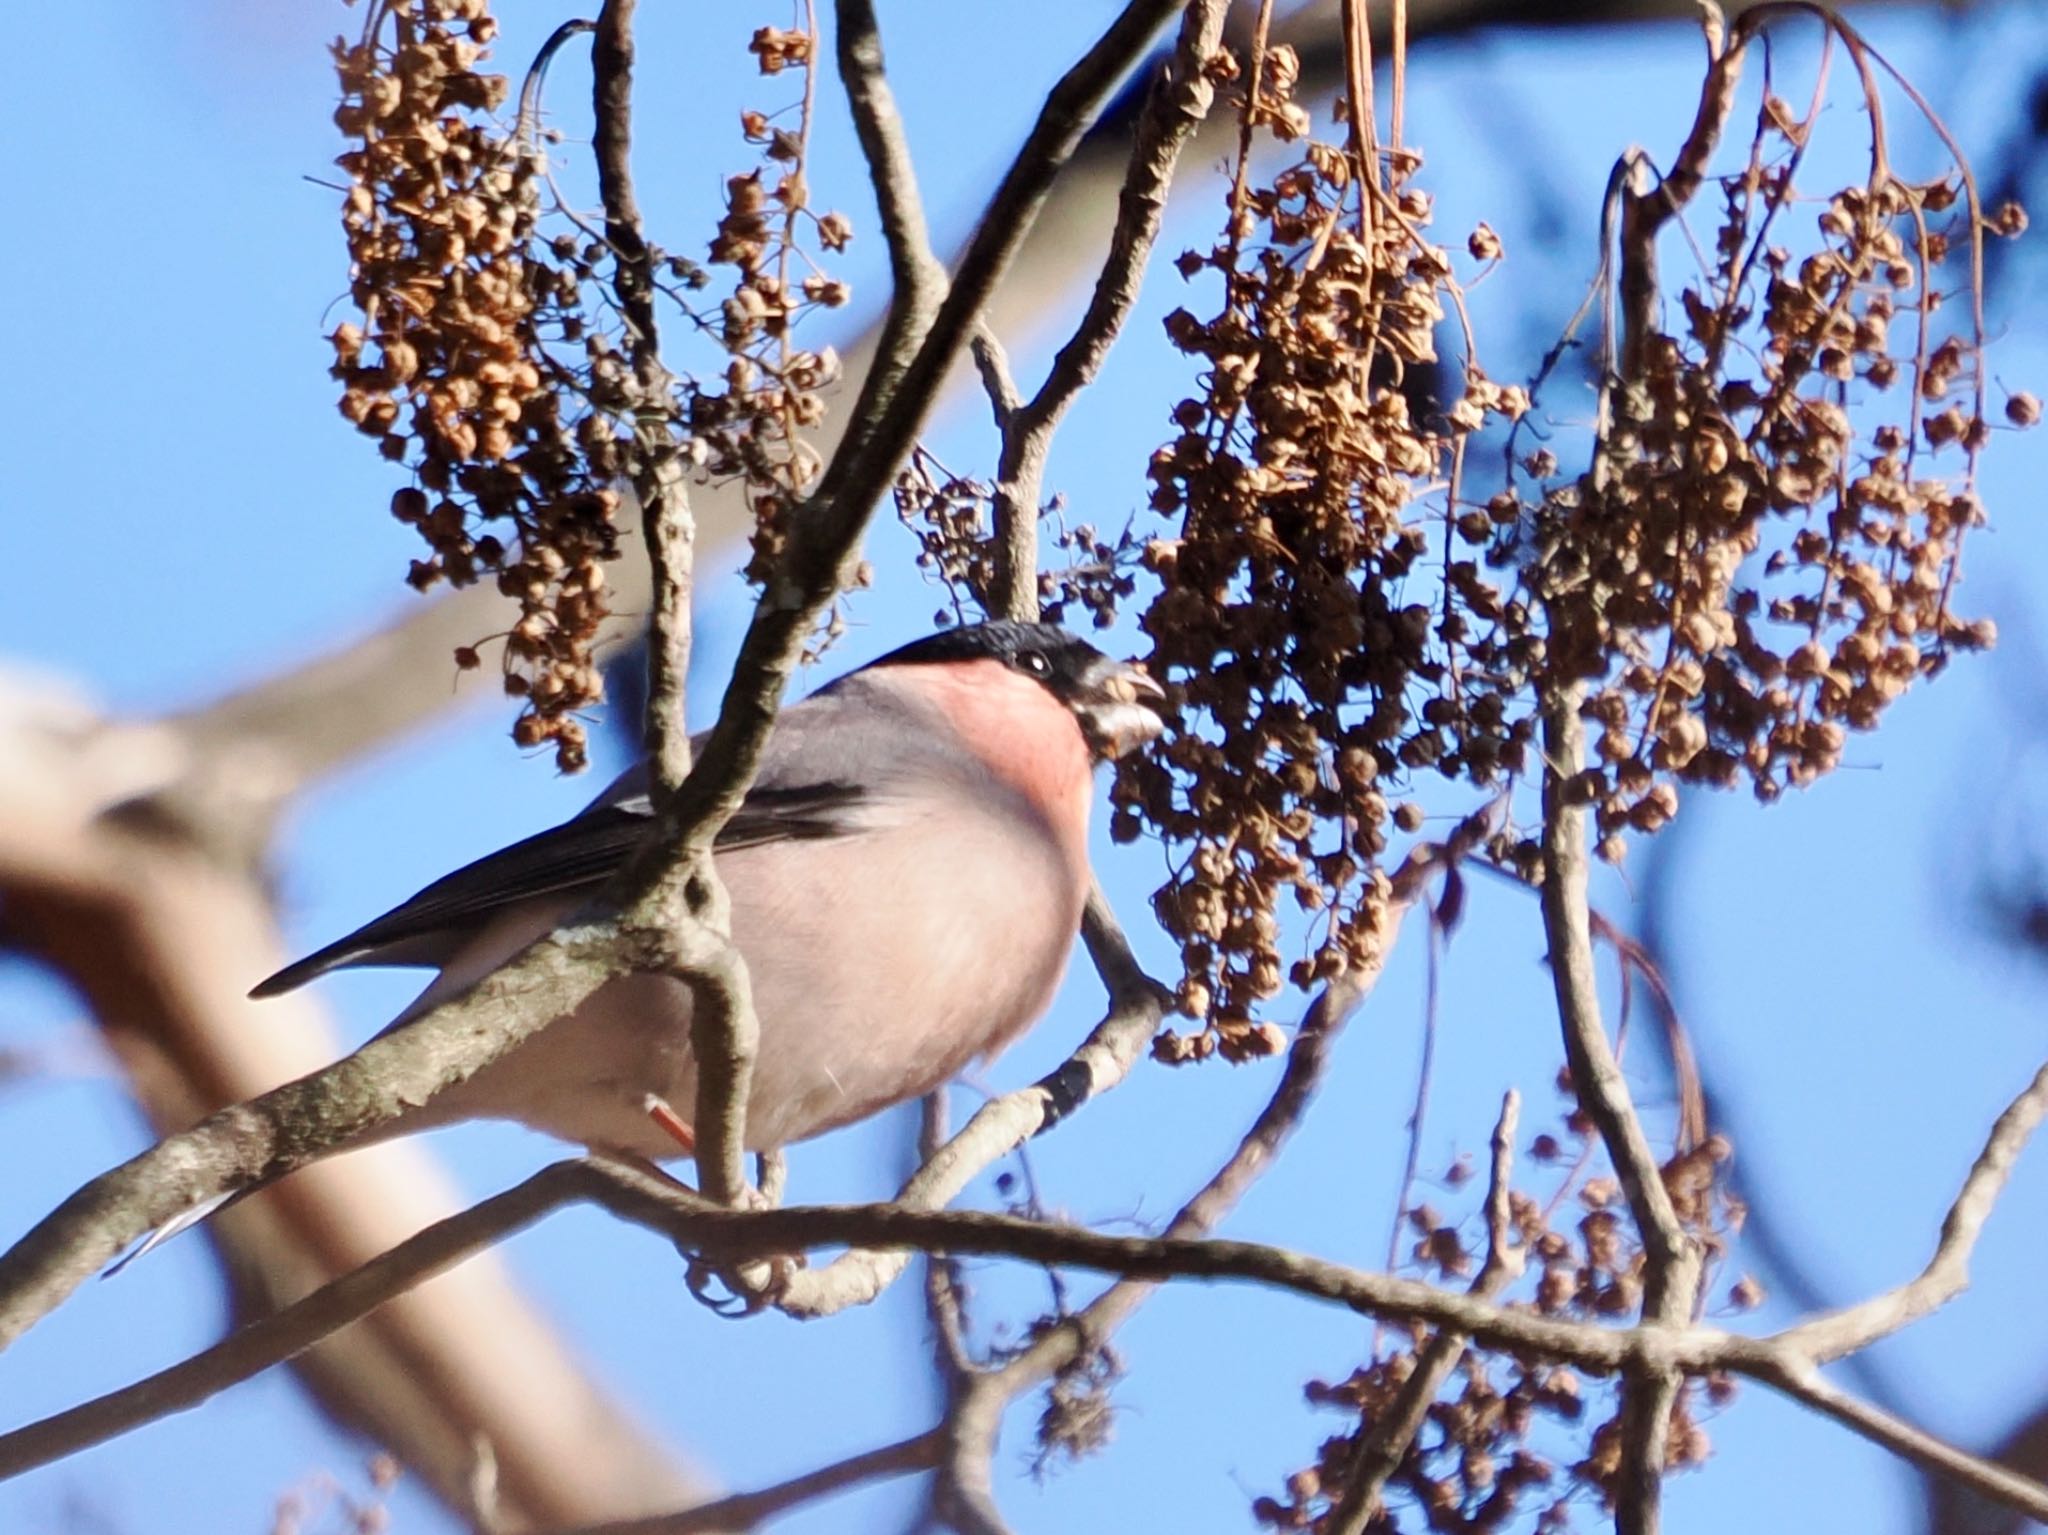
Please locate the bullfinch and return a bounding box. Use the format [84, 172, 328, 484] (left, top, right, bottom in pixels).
[250, 620, 1166, 1162]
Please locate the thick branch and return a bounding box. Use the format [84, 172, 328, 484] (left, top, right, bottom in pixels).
[0, 907, 651, 1351]
[0, 1167, 580, 1477]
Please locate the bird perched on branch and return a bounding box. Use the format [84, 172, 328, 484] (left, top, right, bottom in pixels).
[253, 620, 1165, 1163]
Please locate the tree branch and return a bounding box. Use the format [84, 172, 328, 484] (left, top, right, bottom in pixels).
[1540, 676, 1703, 1535]
[594, 0, 694, 796]
[12, 1052, 2048, 1526]
[565, 1430, 943, 1534]
[590, 0, 762, 1210]
[828, 0, 947, 467]
[986, 0, 1229, 622]
[1327, 1090, 1525, 1535]
[1771, 1060, 2048, 1363]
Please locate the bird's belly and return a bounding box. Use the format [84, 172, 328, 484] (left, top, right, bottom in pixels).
[425, 812, 1086, 1158]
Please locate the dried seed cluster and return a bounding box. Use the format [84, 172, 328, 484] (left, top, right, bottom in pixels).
[1521, 165, 2019, 858]
[1114, 45, 2022, 1056]
[1038, 512, 1145, 632]
[1257, 1103, 1742, 1530]
[895, 451, 1003, 627]
[333, 0, 621, 769]
[695, 30, 856, 586]
[895, 457, 1144, 632]
[335, 5, 856, 763]
[1113, 54, 1532, 1055]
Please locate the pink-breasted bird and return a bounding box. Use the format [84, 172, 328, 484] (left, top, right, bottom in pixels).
[249, 620, 1165, 1164]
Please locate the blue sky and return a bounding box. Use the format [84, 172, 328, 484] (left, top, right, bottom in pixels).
[4, 3, 2047, 1531]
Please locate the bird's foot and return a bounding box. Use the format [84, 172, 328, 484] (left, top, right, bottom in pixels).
[685, 1240, 807, 1317]
[651, 1152, 800, 1314]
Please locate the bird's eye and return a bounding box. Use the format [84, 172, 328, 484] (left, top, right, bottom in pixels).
[1016, 650, 1051, 676]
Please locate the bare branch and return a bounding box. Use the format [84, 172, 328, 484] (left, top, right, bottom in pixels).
[1616, 2, 1741, 379]
[968, 326, 1024, 430]
[594, 0, 695, 797]
[1327, 1090, 1525, 1535]
[831, 0, 947, 459]
[985, 0, 1229, 622]
[1771, 1060, 2048, 1363]
[0, 1158, 1603, 1488]
[14, 1048, 2048, 1528]
[0, 1167, 579, 1477]
[590, 0, 761, 1209]
[1540, 684, 1701, 1535]
[1748, 1356, 2048, 1525]
[565, 1430, 942, 1534]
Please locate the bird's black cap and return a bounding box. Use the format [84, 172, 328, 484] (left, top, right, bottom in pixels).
[867, 620, 1113, 695]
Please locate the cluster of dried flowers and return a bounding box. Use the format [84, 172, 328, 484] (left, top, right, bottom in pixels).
[895, 453, 1144, 632]
[700, 25, 855, 584]
[895, 450, 1005, 628]
[1111, 43, 1533, 1057]
[1256, 1096, 1747, 1531]
[332, 0, 619, 769]
[334, 1, 850, 765]
[1109, 30, 2026, 1060]
[1526, 169, 2020, 860]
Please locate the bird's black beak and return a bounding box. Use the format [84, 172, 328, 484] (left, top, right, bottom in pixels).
[1074, 657, 1167, 760]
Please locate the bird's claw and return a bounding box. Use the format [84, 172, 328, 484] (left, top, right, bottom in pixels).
[678, 1178, 804, 1314]
[683, 1247, 807, 1316]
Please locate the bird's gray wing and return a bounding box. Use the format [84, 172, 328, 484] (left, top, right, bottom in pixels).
[249, 777, 868, 998]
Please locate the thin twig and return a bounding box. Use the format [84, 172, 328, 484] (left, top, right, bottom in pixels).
[919, 1091, 977, 1384]
[1773, 1060, 2048, 1363]
[566, 1430, 943, 1534]
[1745, 1355, 2048, 1524]
[592, 0, 757, 1210]
[594, 0, 693, 796]
[826, 0, 947, 472]
[1328, 1091, 1524, 1535]
[985, 0, 1229, 621]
